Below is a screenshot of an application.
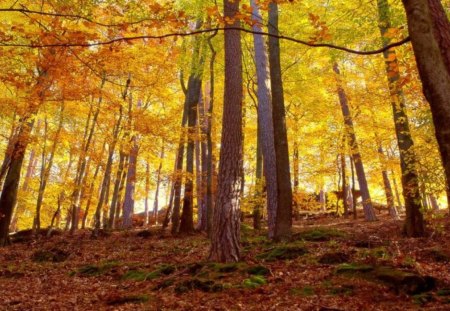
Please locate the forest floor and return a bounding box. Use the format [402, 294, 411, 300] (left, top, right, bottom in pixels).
[0, 211, 449, 311]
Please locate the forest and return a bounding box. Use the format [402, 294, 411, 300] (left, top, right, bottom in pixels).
[0, 0, 449, 309]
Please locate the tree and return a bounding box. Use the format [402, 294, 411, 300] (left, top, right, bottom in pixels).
[401, 0, 450, 219]
[209, 0, 243, 263]
[268, 1, 293, 240]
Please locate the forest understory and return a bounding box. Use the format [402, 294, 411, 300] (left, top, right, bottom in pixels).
[0, 212, 449, 311]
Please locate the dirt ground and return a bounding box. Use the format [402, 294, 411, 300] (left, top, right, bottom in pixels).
[0, 212, 449, 311]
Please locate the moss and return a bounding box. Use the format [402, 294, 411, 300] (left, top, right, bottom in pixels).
[294, 228, 346, 242]
[246, 265, 270, 276]
[77, 260, 120, 276]
[329, 284, 354, 296]
[122, 270, 148, 281]
[242, 275, 267, 289]
[336, 264, 436, 295]
[412, 293, 434, 306]
[335, 263, 374, 274]
[437, 288, 450, 296]
[257, 245, 308, 261]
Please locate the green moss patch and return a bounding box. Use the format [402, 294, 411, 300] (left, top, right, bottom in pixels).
[257, 245, 308, 261]
[246, 265, 270, 276]
[294, 228, 346, 242]
[242, 275, 267, 289]
[336, 264, 436, 295]
[76, 260, 120, 276]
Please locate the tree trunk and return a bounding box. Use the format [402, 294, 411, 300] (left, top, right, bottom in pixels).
[93, 107, 123, 234]
[379, 0, 424, 235]
[144, 159, 150, 226]
[333, 63, 377, 221]
[268, 2, 293, 240]
[378, 146, 398, 219]
[350, 156, 357, 219]
[0, 114, 37, 246]
[209, 0, 243, 262]
[122, 136, 138, 229]
[206, 32, 217, 237]
[251, 0, 279, 238]
[428, 0, 450, 75]
[253, 121, 263, 230]
[153, 145, 164, 225]
[108, 151, 126, 229]
[35, 103, 65, 230]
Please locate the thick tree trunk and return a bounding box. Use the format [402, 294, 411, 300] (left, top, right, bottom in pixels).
[268, 2, 293, 240]
[0, 114, 37, 246]
[428, 0, 450, 75]
[251, 0, 279, 238]
[209, 0, 243, 263]
[402, 0, 450, 223]
[333, 63, 377, 221]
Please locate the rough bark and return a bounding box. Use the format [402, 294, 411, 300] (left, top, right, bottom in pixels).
[268, 2, 293, 240]
[209, 0, 243, 263]
[333, 63, 377, 221]
[251, 0, 279, 238]
[122, 136, 138, 229]
[379, 0, 424, 235]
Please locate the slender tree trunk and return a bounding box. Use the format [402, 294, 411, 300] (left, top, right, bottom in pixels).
[251, 0, 279, 238]
[333, 63, 377, 221]
[350, 156, 357, 220]
[82, 157, 102, 229]
[268, 2, 293, 240]
[35, 103, 65, 230]
[180, 26, 207, 234]
[93, 107, 123, 234]
[293, 142, 299, 190]
[378, 146, 398, 219]
[153, 145, 164, 225]
[144, 159, 150, 225]
[379, 0, 424, 235]
[108, 151, 126, 229]
[122, 136, 138, 229]
[341, 152, 349, 216]
[209, 0, 243, 262]
[429, 194, 440, 211]
[253, 121, 263, 230]
[206, 33, 217, 237]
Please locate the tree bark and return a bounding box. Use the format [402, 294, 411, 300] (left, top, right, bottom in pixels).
[209, 0, 243, 262]
[378, 0, 424, 235]
[35, 103, 65, 230]
[251, 0, 279, 238]
[268, 2, 293, 240]
[108, 150, 126, 228]
[153, 145, 164, 225]
[333, 63, 377, 221]
[402, 0, 450, 220]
